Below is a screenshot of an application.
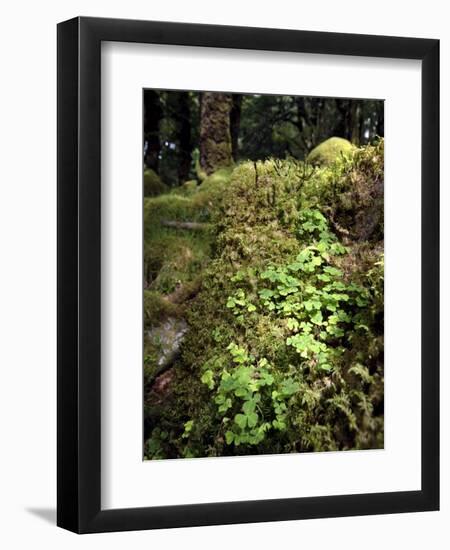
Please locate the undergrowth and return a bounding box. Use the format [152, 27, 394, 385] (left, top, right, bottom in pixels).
[143, 140, 384, 459]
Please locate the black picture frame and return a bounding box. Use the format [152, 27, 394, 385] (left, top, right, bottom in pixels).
[57, 16, 439, 533]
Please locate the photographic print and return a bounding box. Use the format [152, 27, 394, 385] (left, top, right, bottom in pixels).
[143, 90, 384, 460]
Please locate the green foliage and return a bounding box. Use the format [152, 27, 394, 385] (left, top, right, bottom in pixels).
[198, 344, 298, 447]
[144, 141, 384, 459]
[144, 290, 180, 329]
[144, 169, 169, 197]
[198, 206, 382, 452]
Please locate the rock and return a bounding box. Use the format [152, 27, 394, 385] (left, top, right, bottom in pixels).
[307, 137, 354, 166]
[147, 317, 188, 370]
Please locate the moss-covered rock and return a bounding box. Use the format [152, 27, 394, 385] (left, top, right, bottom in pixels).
[143, 146, 384, 459]
[142, 166, 233, 292]
[197, 166, 233, 194]
[144, 169, 169, 197]
[324, 139, 384, 242]
[307, 137, 354, 166]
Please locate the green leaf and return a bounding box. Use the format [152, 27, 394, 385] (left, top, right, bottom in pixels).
[281, 379, 300, 396]
[286, 318, 299, 331]
[261, 372, 275, 386]
[225, 431, 234, 445]
[218, 398, 232, 413]
[247, 412, 258, 428]
[259, 288, 274, 299]
[200, 369, 215, 390]
[235, 414, 247, 430]
[182, 420, 194, 438]
[318, 363, 333, 372]
[243, 399, 256, 415]
[311, 311, 323, 325]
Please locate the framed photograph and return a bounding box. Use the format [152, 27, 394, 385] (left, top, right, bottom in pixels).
[57, 16, 439, 533]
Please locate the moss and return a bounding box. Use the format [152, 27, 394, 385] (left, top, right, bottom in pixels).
[144, 290, 180, 329]
[144, 232, 212, 293]
[144, 169, 169, 197]
[182, 180, 198, 194]
[195, 157, 207, 182]
[202, 139, 233, 172]
[144, 147, 384, 458]
[142, 166, 233, 293]
[307, 137, 354, 166]
[197, 166, 233, 195]
[144, 195, 198, 227]
[324, 139, 384, 242]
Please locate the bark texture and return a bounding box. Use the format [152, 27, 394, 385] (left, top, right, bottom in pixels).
[200, 92, 233, 175]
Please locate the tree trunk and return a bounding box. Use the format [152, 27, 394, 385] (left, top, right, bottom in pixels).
[350, 102, 361, 145]
[230, 94, 242, 161]
[199, 92, 233, 175]
[175, 92, 192, 184]
[376, 101, 384, 138]
[335, 99, 352, 141]
[144, 90, 163, 172]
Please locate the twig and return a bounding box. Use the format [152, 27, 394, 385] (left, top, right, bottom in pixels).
[161, 220, 211, 230]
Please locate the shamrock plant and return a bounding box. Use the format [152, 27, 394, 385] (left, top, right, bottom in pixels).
[200, 343, 299, 447]
[197, 209, 380, 451]
[256, 209, 370, 372]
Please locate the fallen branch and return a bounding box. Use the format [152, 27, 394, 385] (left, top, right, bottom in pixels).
[161, 220, 211, 230]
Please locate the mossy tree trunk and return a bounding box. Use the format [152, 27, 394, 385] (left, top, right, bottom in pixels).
[200, 92, 233, 175]
[144, 90, 163, 172]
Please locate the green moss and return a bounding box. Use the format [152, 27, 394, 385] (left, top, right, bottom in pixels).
[197, 166, 233, 194]
[307, 137, 354, 166]
[144, 195, 198, 234]
[202, 138, 233, 173]
[142, 166, 233, 293]
[144, 169, 169, 197]
[143, 146, 384, 459]
[144, 290, 180, 329]
[322, 139, 384, 241]
[181, 180, 198, 194]
[144, 166, 232, 233]
[195, 156, 207, 182]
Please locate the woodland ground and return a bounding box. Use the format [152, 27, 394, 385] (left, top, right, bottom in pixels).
[143, 138, 384, 460]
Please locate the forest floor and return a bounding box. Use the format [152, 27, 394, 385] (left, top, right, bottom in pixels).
[143, 138, 384, 460]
